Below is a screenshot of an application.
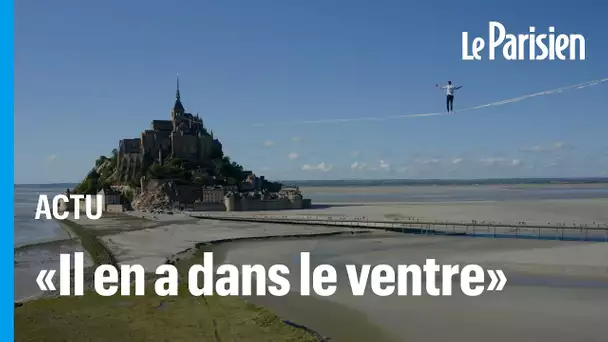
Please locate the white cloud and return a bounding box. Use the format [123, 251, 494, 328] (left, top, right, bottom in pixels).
[521, 141, 567, 152]
[379, 160, 390, 171]
[363, 160, 391, 172]
[350, 162, 367, 171]
[452, 158, 463, 164]
[46, 154, 57, 162]
[302, 162, 333, 172]
[415, 158, 441, 164]
[291, 136, 301, 143]
[287, 152, 299, 160]
[479, 157, 522, 167]
[479, 157, 504, 165]
[262, 140, 274, 147]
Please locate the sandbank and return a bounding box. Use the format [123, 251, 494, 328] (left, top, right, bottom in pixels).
[67, 212, 364, 271]
[207, 198, 608, 226]
[213, 234, 608, 342]
[21, 197, 607, 341]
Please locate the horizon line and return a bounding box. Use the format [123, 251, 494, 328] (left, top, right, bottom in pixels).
[15, 176, 608, 186]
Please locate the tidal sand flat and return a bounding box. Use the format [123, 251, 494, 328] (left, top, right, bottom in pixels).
[70, 212, 366, 270]
[16, 212, 362, 341]
[14, 240, 94, 302]
[300, 183, 608, 199]
[15, 184, 608, 341]
[211, 233, 608, 342]
[14, 184, 95, 302]
[219, 197, 608, 227]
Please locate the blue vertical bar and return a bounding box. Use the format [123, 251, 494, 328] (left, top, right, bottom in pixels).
[1, 0, 14, 338]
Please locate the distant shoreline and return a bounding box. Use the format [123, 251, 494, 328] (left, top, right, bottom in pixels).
[282, 178, 608, 187]
[300, 183, 608, 194]
[14, 177, 608, 188]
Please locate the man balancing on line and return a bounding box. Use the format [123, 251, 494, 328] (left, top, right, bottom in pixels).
[436, 81, 462, 113]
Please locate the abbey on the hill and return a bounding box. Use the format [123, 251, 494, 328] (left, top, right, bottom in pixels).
[116, 77, 223, 184]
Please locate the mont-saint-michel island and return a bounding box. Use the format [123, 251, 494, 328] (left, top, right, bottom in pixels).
[14, 2, 608, 342]
[62, 79, 312, 214]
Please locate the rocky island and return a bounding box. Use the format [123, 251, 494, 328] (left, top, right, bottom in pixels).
[70, 78, 311, 213]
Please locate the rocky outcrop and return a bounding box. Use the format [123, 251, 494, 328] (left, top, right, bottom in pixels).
[131, 182, 174, 211]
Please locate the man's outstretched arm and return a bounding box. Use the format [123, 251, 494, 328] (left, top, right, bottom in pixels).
[455, 85, 463, 90]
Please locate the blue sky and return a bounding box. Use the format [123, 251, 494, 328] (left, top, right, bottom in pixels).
[15, 0, 608, 183]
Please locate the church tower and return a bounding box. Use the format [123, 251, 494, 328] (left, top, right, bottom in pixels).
[171, 75, 185, 119]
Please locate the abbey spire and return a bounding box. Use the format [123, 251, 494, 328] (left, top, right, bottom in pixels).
[173, 74, 185, 115]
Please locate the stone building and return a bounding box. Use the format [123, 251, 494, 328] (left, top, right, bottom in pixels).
[223, 192, 311, 212]
[116, 77, 223, 184]
[241, 172, 264, 191]
[96, 188, 124, 212]
[200, 185, 238, 204]
[201, 186, 225, 204]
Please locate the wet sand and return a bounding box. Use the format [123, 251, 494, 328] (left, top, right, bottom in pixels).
[210, 233, 608, 342]
[17, 192, 608, 340]
[14, 239, 94, 301]
[213, 198, 608, 227]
